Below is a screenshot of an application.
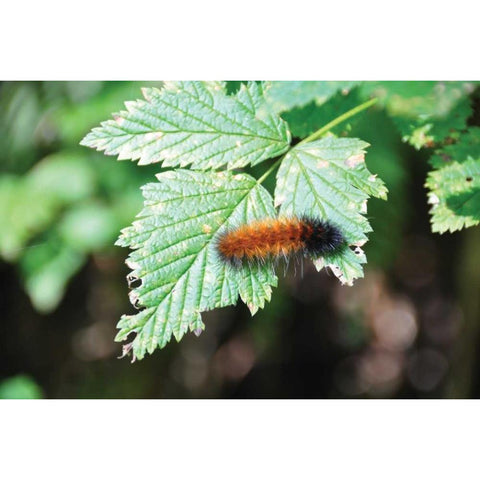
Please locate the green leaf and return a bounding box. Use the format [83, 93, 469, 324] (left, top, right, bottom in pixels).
[0, 175, 58, 261]
[20, 238, 85, 313]
[58, 201, 120, 252]
[264, 81, 358, 114]
[28, 151, 96, 203]
[0, 82, 42, 171]
[281, 87, 366, 139]
[348, 108, 409, 269]
[0, 152, 98, 262]
[116, 169, 278, 359]
[0, 375, 43, 399]
[275, 137, 387, 285]
[80, 81, 291, 170]
[426, 127, 480, 233]
[392, 96, 472, 149]
[428, 126, 480, 169]
[50, 81, 164, 145]
[359, 81, 476, 149]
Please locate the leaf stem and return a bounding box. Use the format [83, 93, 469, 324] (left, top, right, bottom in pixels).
[257, 158, 283, 185]
[257, 96, 378, 185]
[298, 97, 378, 145]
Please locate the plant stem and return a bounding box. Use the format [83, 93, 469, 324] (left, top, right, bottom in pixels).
[257, 96, 378, 185]
[257, 158, 284, 185]
[298, 97, 378, 145]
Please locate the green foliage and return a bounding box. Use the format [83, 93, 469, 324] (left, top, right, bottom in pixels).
[4, 80, 480, 360]
[426, 127, 480, 233]
[275, 137, 387, 284]
[264, 81, 358, 113]
[81, 82, 291, 170]
[0, 375, 43, 399]
[0, 82, 43, 171]
[115, 170, 278, 359]
[0, 82, 160, 313]
[281, 87, 365, 139]
[0, 151, 150, 313]
[83, 81, 389, 357]
[50, 82, 161, 145]
[359, 81, 474, 149]
[357, 81, 480, 237]
[349, 108, 409, 269]
[0, 174, 58, 262]
[20, 233, 85, 313]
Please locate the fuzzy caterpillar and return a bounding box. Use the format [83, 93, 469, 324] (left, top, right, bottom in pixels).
[216, 216, 345, 267]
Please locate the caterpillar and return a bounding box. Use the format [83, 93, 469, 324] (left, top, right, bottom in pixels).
[216, 215, 345, 267]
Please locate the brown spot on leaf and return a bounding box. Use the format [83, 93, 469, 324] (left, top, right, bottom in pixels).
[345, 154, 365, 168]
[316, 160, 329, 168]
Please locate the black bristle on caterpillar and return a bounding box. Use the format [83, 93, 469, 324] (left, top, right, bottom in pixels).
[302, 216, 345, 257]
[215, 215, 345, 268]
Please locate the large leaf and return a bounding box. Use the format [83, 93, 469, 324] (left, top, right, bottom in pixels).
[275, 137, 387, 285]
[116, 169, 278, 359]
[80, 81, 291, 170]
[426, 127, 480, 233]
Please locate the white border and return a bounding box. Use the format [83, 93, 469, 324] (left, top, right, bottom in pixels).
[1, 2, 479, 477]
[1, 400, 478, 479]
[2, 1, 479, 79]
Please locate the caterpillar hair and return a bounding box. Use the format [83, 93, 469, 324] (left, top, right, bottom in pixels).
[216, 215, 345, 268]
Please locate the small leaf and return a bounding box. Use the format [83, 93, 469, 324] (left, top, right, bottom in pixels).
[428, 127, 480, 169]
[20, 238, 85, 313]
[360, 81, 475, 149]
[426, 127, 480, 233]
[275, 137, 387, 285]
[81, 81, 291, 170]
[116, 169, 278, 359]
[0, 175, 58, 261]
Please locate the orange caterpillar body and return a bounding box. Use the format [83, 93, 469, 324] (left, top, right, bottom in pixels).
[216, 216, 344, 267]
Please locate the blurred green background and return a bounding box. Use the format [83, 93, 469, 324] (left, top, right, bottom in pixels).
[1, 81, 479, 399]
